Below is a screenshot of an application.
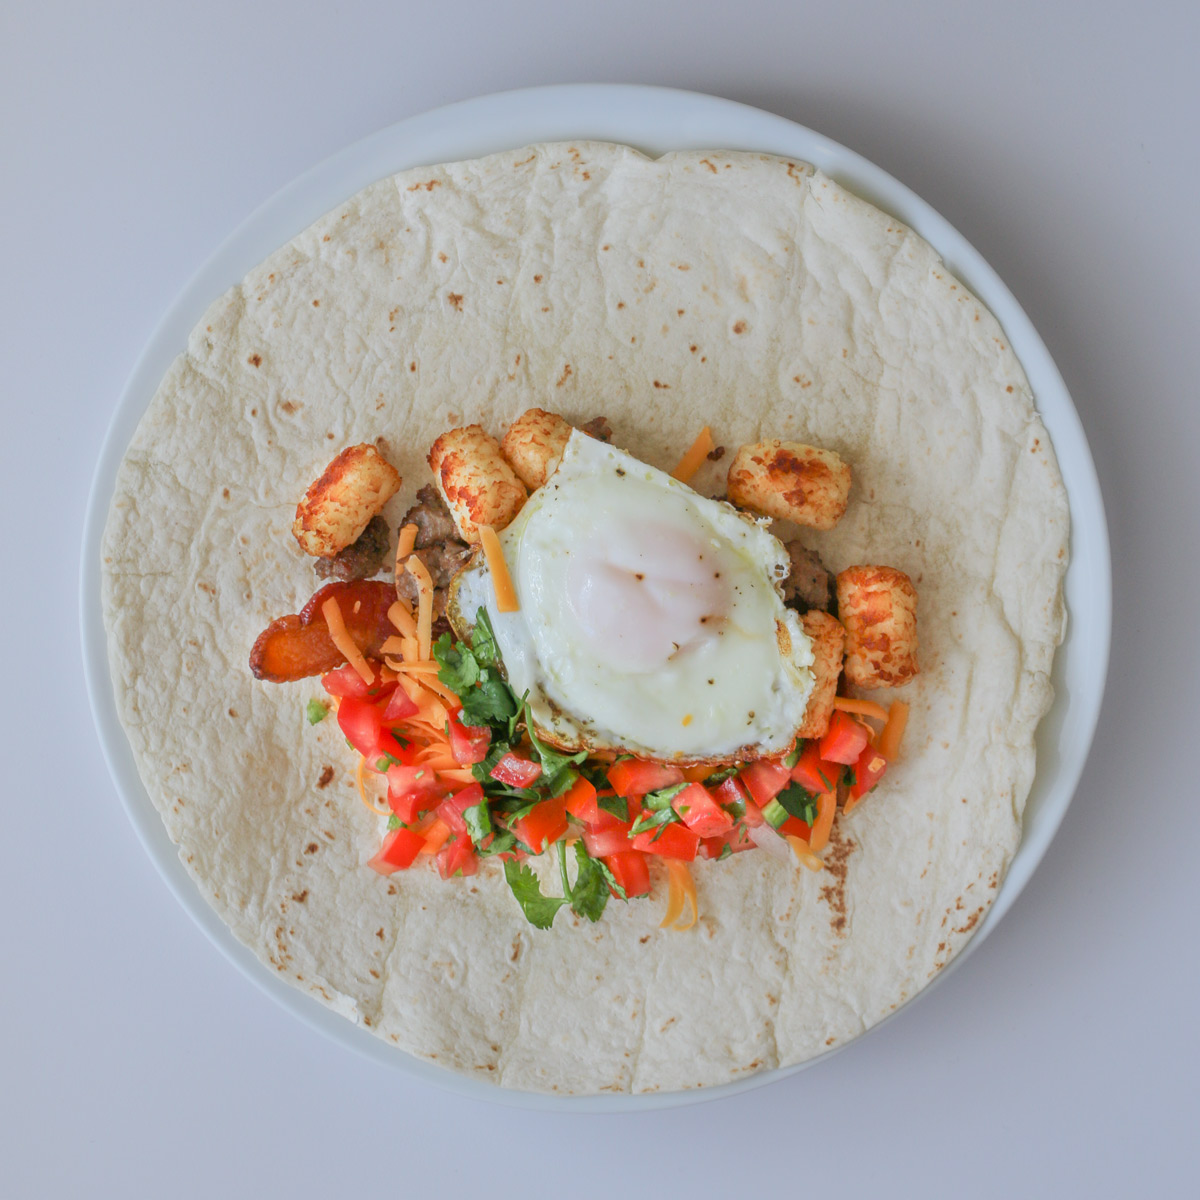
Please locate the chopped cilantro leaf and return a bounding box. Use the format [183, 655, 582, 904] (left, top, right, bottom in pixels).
[717, 842, 733, 860]
[503, 861, 568, 930]
[775, 781, 818, 825]
[597, 793, 629, 823]
[306, 699, 328, 725]
[386, 814, 402, 831]
[433, 631, 480, 696]
[463, 802, 493, 845]
[706, 765, 739, 784]
[629, 806, 679, 836]
[461, 674, 518, 726]
[565, 841, 611, 923]
[471, 607, 502, 668]
[477, 831, 517, 858]
[644, 782, 687, 812]
[783, 741, 803, 769]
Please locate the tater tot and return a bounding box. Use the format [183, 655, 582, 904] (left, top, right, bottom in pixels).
[836, 565, 919, 688]
[796, 610, 847, 739]
[427, 425, 527, 544]
[727, 440, 851, 530]
[500, 408, 573, 490]
[292, 443, 402, 558]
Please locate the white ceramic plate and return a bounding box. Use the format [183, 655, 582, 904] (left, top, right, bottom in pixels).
[80, 84, 1111, 1111]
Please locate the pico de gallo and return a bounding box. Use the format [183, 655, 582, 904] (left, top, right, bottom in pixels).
[307, 602, 909, 931]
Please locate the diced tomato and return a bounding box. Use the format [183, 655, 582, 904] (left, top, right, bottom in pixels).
[671, 782, 734, 838]
[607, 759, 685, 798]
[321, 661, 396, 700]
[336, 695, 386, 758]
[850, 744, 889, 800]
[515, 794, 570, 853]
[436, 782, 485, 835]
[436, 834, 478, 879]
[562, 776, 599, 820]
[741, 798, 765, 828]
[366, 827, 425, 875]
[582, 821, 635, 858]
[819, 710, 871, 766]
[780, 815, 813, 840]
[446, 707, 491, 766]
[739, 759, 792, 806]
[700, 825, 756, 858]
[604, 851, 651, 897]
[791, 740, 843, 794]
[373, 728, 415, 766]
[386, 774, 444, 823]
[713, 775, 749, 813]
[631, 822, 700, 861]
[382, 686, 419, 722]
[489, 751, 543, 788]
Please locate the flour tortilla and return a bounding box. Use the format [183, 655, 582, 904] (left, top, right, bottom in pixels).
[101, 142, 1068, 1093]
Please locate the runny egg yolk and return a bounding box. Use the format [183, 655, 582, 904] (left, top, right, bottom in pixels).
[564, 515, 731, 672]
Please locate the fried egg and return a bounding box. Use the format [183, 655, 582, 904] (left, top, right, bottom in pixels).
[449, 431, 815, 762]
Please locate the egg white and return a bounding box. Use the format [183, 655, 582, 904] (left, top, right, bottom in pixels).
[450, 432, 815, 762]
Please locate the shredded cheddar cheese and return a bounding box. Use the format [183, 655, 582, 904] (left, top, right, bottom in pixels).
[387, 600, 417, 639]
[405, 555, 435, 660]
[670, 426, 715, 483]
[479, 525, 519, 613]
[786, 834, 824, 872]
[809, 791, 837, 853]
[396, 522, 418, 565]
[662, 860, 698, 930]
[321, 596, 374, 686]
[878, 700, 910, 760]
[355, 756, 391, 817]
[832, 696, 890, 723]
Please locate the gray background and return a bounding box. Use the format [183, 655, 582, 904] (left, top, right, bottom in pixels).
[3, 2, 1196, 1196]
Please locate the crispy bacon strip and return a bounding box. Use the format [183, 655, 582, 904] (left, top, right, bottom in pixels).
[249, 580, 397, 682]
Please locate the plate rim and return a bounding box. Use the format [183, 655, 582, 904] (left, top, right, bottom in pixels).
[80, 82, 1112, 1112]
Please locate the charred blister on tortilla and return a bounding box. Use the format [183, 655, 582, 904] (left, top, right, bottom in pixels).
[428, 425, 527, 544]
[727, 439, 851, 530]
[292, 443, 402, 558]
[500, 407, 573, 490]
[836, 566, 919, 688]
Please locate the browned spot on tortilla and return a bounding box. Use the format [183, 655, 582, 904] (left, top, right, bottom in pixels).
[227, 707, 237, 717]
[732, 320, 747, 334]
[376, 928, 385, 940]
[447, 292, 464, 311]
[556, 363, 572, 387]
[534, 273, 543, 282]
[700, 158, 718, 173]
[708, 445, 725, 461]
[369, 969, 379, 979]
[292, 890, 308, 903]
[652, 380, 669, 389]
[818, 823, 856, 935]
[316, 766, 334, 789]
[247, 353, 262, 367]
[639, 935, 650, 944]
[617, 301, 625, 309]
[312, 299, 320, 307]
[955, 906, 986, 935]
[408, 180, 441, 191]
[279, 399, 299, 414]
[250, 408, 257, 417]
[304, 841, 320, 855]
